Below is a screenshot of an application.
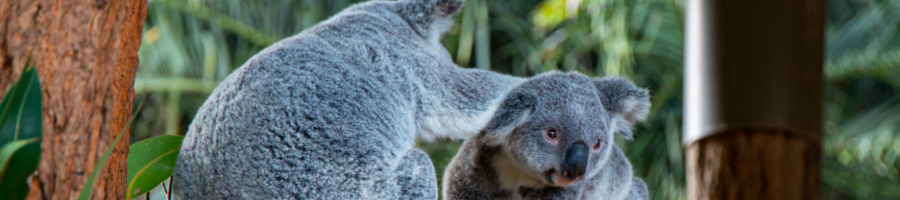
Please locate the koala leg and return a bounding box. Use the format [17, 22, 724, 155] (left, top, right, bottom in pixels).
[395, 149, 439, 200]
[625, 177, 650, 200]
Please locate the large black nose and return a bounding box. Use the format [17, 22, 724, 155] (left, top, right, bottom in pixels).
[562, 142, 589, 179]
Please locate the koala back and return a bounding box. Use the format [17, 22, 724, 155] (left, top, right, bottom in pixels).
[172, 0, 528, 199]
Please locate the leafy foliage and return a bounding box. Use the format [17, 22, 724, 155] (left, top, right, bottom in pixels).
[0, 59, 41, 200]
[819, 1, 900, 199]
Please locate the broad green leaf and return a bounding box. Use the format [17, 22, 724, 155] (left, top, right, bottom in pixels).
[0, 138, 39, 180]
[0, 58, 42, 200]
[0, 141, 39, 200]
[126, 135, 184, 199]
[0, 61, 41, 145]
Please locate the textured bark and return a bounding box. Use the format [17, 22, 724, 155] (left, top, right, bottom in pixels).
[686, 130, 821, 200]
[0, 0, 147, 199]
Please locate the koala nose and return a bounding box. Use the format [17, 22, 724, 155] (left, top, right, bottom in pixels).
[562, 142, 589, 179]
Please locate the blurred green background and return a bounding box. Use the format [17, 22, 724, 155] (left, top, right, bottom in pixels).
[131, 0, 900, 199]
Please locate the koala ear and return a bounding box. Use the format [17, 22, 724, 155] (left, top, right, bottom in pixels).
[399, 0, 465, 38]
[403, 0, 465, 18]
[593, 77, 651, 140]
[481, 92, 535, 146]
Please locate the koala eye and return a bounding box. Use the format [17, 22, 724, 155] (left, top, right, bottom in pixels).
[543, 129, 559, 145]
[593, 139, 602, 150]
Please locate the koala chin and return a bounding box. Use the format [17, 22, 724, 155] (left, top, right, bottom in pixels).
[443, 72, 652, 200]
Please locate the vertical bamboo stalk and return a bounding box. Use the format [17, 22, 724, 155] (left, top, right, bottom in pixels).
[474, 0, 491, 70]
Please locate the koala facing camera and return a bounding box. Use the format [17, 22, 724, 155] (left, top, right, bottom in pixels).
[443, 72, 651, 200]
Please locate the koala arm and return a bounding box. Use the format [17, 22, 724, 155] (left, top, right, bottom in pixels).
[414, 67, 526, 141]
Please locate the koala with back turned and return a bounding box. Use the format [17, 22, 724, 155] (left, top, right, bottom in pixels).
[172, 0, 529, 199]
[443, 72, 651, 200]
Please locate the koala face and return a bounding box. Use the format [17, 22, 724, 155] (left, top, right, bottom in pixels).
[501, 75, 614, 187]
[482, 71, 650, 188]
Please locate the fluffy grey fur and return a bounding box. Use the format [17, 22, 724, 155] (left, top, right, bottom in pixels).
[171, 0, 528, 199]
[443, 72, 651, 200]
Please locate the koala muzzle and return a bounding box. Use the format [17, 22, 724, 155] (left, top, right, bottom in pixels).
[562, 142, 589, 179]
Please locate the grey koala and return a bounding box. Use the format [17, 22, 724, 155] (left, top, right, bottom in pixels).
[171, 0, 528, 199]
[442, 72, 651, 200]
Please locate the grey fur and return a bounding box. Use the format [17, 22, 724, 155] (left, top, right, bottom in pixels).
[443, 72, 651, 200]
[172, 0, 528, 199]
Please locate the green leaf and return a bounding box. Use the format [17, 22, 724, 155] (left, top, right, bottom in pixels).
[0, 58, 42, 200]
[0, 61, 41, 145]
[0, 141, 39, 200]
[126, 135, 184, 199]
[0, 138, 39, 181]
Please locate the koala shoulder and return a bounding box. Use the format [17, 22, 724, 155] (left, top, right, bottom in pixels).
[442, 139, 506, 200]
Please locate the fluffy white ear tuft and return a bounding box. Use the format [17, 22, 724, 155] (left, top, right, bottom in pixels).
[404, 0, 465, 17]
[593, 77, 651, 140]
[399, 0, 466, 39]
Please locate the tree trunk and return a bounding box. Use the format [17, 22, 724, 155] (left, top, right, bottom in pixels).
[0, 0, 147, 199]
[686, 130, 821, 199]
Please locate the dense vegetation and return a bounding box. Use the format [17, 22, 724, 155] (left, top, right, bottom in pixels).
[130, 0, 900, 199]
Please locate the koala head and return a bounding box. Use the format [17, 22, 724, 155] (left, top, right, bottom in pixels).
[344, 0, 464, 61]
[481, 71, 650, 188]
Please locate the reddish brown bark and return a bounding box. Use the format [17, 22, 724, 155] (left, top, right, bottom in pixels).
[0, 0, 147, 199]
[686, 130, 821, 200]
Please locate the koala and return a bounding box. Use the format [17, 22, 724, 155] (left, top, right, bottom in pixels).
[171, 0, 528, 199]
[442, 72, 651, 200]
